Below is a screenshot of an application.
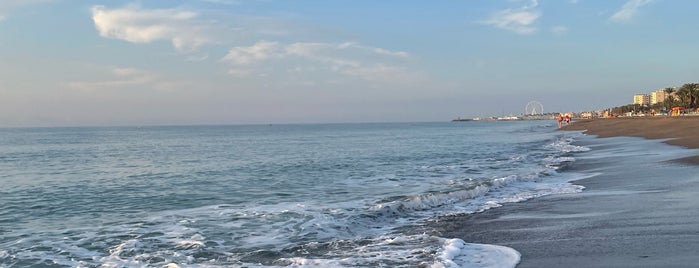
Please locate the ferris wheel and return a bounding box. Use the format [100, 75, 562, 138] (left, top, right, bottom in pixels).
[525, 101, 544, 115]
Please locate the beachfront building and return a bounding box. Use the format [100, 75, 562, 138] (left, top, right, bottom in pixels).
[633, 94, 650, 106]
[651, 89, 667, 105]
[580, 111, 594, 118]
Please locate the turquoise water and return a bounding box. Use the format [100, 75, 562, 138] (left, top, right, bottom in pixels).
[0, 121, 590, 267]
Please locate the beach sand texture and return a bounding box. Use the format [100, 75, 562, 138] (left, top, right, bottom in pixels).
[429, 117, 699, 267]
[561, 116, 699, 149]
[562, 117, 699, 164]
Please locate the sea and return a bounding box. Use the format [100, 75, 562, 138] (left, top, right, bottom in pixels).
[0, 121, 596, 267]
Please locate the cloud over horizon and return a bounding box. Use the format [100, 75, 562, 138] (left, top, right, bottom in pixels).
[550, 26, 568, 35]
[610, 0, 654, 22]
[4, 0, 697, 127]
[199, 0, 238, 5]
[66, 67, 177, 91]
[221, 41, 416, 84]
[483, 0, 541, 34]
[91, 5, 213, 51]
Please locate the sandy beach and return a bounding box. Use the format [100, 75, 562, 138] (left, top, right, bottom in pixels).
[561, 117, 699, 164]
[427, 117, 699, 267]
[561, 116, 699, 146]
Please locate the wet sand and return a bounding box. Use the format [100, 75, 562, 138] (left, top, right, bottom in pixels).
[427, 117, 699, 267]
[561, 116, 699, 164]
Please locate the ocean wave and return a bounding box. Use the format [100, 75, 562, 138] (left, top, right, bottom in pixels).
[270, 234, 520, 268]
[370, 170, 584, 217]
[0, 122, 599, 267]
[548, 136, 591, 153]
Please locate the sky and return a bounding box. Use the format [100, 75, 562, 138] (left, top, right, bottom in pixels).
[1, 0, 698, 127]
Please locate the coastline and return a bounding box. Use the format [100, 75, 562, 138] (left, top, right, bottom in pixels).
[427, 118, 699, 267]
[560, 116, 699, 164]
[560, 116, 699, 146]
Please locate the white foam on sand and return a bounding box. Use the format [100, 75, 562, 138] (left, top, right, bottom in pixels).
[269, 234, 520, 268]
[267, 234, 431, 267]
[431, 238, 520, 268]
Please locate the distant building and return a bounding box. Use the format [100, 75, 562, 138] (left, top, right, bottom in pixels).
[651, 89, 667, 105]
[633, 94, 650, 106]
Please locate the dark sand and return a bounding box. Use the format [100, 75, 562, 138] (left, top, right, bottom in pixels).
[427, 117, 699, 267]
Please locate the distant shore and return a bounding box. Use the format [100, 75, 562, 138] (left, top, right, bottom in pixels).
[561, 116, 699, 164]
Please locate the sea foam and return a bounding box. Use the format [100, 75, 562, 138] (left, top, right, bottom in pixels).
[0, 122, 599, 267]
[431, 238, 520, 268]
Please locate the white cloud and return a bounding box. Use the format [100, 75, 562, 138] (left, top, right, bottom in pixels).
[221, 41, 416, 83]
[284, 42, 362, 68]
[186, 53, 210, 62]
[199, 0, 239, 5]
[66, 67, 175, 91]
[222, 41, 409, 68]
[610, 0, 654, 22]
[371, 47, 410, 58]
[483, 0, 541, 34]
[222, 41, 283, 65]
[551, 26, 569, 35]
[91, 5, 212, 51]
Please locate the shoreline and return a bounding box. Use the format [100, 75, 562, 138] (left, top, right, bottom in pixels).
[561, 116, 699, 165]
[428, 119, 699, 267]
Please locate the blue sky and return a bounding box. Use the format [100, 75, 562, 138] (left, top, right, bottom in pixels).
[1, 0, 697, 126]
